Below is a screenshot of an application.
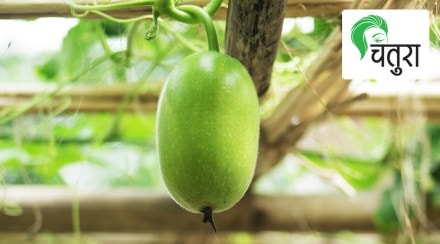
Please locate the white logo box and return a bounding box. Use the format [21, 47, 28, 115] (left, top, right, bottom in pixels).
[342, 10, 430, 80]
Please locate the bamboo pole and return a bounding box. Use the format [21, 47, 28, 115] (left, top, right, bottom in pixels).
[0, 186, 380, 232]
[225, 0, 287, 96]
[0, 83, 160, 113]
[0, 0, 358, 19]
[1, 83, 440, 118]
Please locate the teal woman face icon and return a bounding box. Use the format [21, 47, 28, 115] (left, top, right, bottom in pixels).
[351, 15, 388, 59]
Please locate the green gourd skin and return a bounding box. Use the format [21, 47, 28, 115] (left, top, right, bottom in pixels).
[156, 51, 259, 214]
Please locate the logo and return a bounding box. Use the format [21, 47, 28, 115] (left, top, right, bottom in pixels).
[342, 10, 429, 80]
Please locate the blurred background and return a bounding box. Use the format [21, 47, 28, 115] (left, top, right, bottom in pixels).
[0, 0, 440, 243]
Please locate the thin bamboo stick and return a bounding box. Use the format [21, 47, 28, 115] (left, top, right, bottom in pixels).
[0, 0, 354, 19]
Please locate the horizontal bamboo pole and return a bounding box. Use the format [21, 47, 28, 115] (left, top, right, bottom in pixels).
[340, 93, 440, 121]
[1, 0, 437, 20]
[1, 232, 438, 243]
[1, 83, 440, 119]
[0, 186, 380, 232]
[0, 0, 354, 19]
[0, 83, 161, 113]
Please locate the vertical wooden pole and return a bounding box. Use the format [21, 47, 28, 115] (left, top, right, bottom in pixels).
[225, 0, 287, 96]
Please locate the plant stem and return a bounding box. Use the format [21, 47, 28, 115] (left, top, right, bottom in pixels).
[154, 0, 194, 24]
[64, 0, 155, 11]
[94, 22, 128, 80]
[204, 0, 224, 17]
[88, 10, 153, 23]
[126, 21, 143, 66]
[168, 5, 220, 52]
[66, 0, 222, 52]
[94, 22, 114, 57]
[65, 0, 223, 18]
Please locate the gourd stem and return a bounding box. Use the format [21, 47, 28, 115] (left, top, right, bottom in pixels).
[154, 0, 195, 24]
[154, 0, 220, 51]
[204, 0, 224, 17]
[173, 5, 220, 52]
[154, 0, 223, 23]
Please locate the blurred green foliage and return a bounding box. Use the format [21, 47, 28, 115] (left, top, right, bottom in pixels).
[430, 18, 440, 49]
[0, 113, 162, 189]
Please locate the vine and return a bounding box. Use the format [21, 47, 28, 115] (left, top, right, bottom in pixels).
[64, 0, 224, 52]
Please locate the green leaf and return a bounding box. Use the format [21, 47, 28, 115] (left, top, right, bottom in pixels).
[60, 20, 102, 79]
[35, 20, 105, 83]
[300, 151, 383, 190]
[101, 20, 126, 37]
[374, 188, 401, 233]
[35, 55, 60, 81]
